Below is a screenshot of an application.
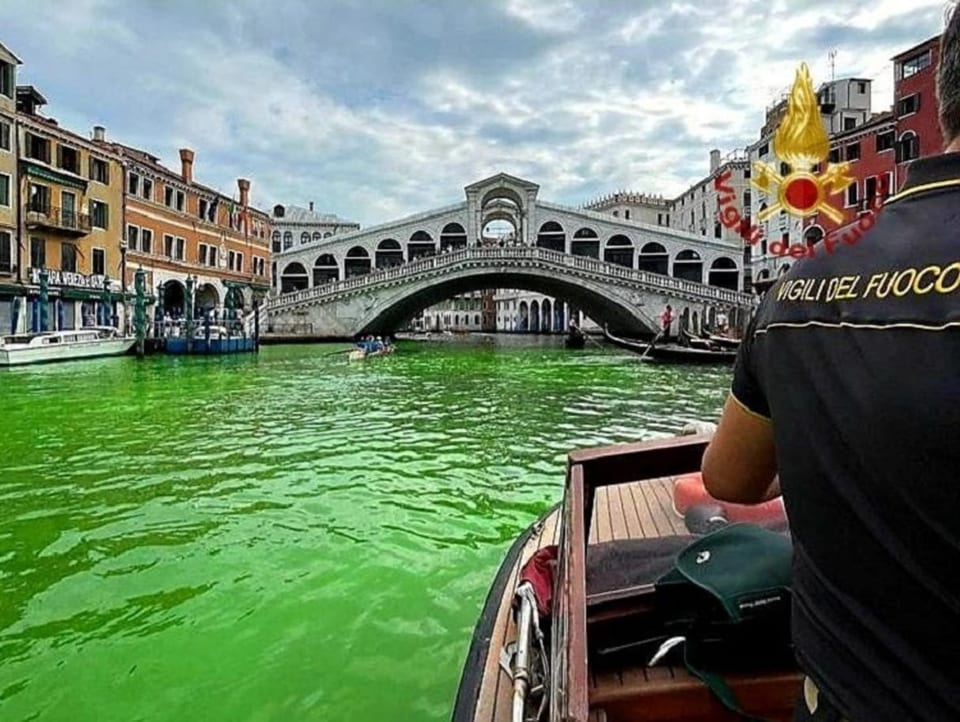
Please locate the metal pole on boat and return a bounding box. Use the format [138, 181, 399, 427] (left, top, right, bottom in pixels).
[512, 583, 535, 722]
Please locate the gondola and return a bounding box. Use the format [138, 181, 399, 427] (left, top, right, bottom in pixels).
[565, 324, 586, 349]
[602, 327, 738, 364]
[452, 433, 801, 721]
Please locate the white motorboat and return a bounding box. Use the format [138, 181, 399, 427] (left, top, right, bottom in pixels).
[0, 326, 136, 367]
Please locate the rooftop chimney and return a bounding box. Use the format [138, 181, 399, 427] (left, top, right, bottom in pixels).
[709, 149, 721, 173]
[179, 148, 195, 184]
[238, 178, 250, 207]
[93, 125, 106, 142]
[309, 201, 314, 212]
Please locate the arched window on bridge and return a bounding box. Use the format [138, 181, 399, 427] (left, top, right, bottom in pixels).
[518, 301, 529, 332]
[283, 231, 293, 250]
[375, 239, 404, 269]
[280, 262, 309, 293]
[536, 221, 565, 253]
[604, 234, 635, 268]
[313, 231, 323, 243]
[708, 257, 739, 291]
[345, 246, 372, 278]
[300, 232, 310, 245]
[408, 230, 435, 261]
[571, 228, 599, 259]
[272, 230, 281, 253]
[439, 223, 467, 252]
[638, 241, 669, 275]
[314, 253, 339, 286]
[324, 232, 332, 238]
[673, 250, 703, 283]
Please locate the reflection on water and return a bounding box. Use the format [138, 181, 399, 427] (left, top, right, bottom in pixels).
[0, 339, 729, 721]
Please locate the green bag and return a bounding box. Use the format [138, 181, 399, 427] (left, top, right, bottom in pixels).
[652, 524, 795, 721]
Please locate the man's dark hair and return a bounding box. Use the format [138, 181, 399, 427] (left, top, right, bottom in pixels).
[938, 2, 960, 143]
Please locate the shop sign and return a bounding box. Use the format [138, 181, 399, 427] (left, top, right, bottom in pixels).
[28, 267, 109, 290]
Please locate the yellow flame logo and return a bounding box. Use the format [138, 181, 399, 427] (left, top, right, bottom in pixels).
[752, 62, 854, 224]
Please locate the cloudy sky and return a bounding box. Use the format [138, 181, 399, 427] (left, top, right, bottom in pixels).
[4, 0, 951, 226]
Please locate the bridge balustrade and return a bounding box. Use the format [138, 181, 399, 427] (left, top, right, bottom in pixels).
[267, 246, 755, 311]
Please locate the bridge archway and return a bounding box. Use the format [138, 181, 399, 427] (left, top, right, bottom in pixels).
[638, 242, 669, 275]
[542, 298, 552, 332]
[314, 254, 339, 286]
[571, 228, 600, 258]
[352, 267, 661, 338]
[673, 250, 703, 283]
[604, 235, 635, 268]
[281, 262, 309, 293]
[345, 247, 372, 278]
[440, 223, 468, 252]
[708, 257, 739, 290]
[537, 222, 565, 252]
[408, 230, 435, 261]
[375, 239, 404, 269]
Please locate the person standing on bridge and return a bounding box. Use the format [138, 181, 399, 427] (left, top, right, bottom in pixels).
[701, 18, 960, 721]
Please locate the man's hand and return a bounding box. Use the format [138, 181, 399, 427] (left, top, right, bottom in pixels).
[702, 394, 779, 504]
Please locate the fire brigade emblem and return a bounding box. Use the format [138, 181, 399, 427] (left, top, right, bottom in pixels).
[752, 63, 854, 224]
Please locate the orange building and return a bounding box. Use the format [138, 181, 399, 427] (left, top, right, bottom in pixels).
[98, 138, 272, 319]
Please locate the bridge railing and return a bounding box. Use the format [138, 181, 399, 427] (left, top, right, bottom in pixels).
[267, 246, 756, 310]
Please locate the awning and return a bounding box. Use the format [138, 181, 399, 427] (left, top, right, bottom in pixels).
[22, 162, 88, 191]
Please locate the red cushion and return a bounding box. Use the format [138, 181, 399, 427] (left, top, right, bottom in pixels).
[673, 473, 786, 524]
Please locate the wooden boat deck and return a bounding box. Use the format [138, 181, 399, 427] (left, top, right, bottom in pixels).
[458, 465, 801, 722]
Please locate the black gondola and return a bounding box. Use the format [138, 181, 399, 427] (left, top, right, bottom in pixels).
[564, 323, 586, 349]
[603, 327, 738, 364]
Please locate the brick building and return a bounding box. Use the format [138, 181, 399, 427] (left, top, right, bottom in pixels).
[103, 141, 272, 319]
[893, 36, 943, 186]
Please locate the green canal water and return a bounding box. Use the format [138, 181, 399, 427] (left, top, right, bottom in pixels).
[0, 337, 731, 722]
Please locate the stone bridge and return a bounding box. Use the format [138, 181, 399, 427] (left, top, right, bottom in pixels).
[265, 246, 756, 338]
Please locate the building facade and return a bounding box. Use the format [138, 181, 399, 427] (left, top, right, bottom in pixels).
[269, 203, 359, 291]
[893, 36, 942, 187]
[415, 292, 484, 332]
[582, 191, 672, 226]
[12, 87, 126, 332]
[106, 142, 272, 319]
[0, 42, 20, 330]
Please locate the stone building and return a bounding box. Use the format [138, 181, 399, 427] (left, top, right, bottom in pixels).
[0, 42, 19, 331]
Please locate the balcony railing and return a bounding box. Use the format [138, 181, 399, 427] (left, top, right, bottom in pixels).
[24, 205, 92, 236]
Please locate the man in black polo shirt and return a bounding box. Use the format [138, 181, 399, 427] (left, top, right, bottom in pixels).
[701, 18, 960, 722]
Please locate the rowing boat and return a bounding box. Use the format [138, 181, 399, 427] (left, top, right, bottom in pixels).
[603, 328, 738, 364]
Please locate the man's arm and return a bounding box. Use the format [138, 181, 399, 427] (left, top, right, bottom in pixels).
[701, 394, 779, 504]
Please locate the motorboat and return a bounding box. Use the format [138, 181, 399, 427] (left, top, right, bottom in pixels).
[0, 326, 135, 367]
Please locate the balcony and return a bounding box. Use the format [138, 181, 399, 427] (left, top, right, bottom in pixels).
[24, 205, 91, 236]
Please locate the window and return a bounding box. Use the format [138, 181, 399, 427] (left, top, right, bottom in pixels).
[28, 183, 49, 212]
[876, 131, 895, 152]
[128, 172, 140, 196]
[846, 182, 859, 207]
[140, 228, 153, 254]
[283, 231, 293, 249]
[744, 167, 750, 179]
[25, 133, 51, 163]
[900, 51, 931, 79]
[163, 234, 174, 258]
[897, 132, 920, 163]
[198, 243, 208, 265]
[857, 81, 867, 94]
[208, 246, 218, 267]
[30, 237, 45, 268]
[164, 187, 174, 207]
[897, 94, 919, 116]
[313, 231, 322, 242]
[272, 231, 281, 253]
[865, 176, 877, 202]
[92, 248, 105, 275]
[0, 231, 10, 273]
[0, 120, 10, 151]
[176, 190, 185, 212]
[843, 117, 857, 131]
[657, 213, 662, 225]
[61, 243, 77, 272]
[758, 142, 769, 157]
[846, 142, 860, 161]
[175, 237, 185, 261]
[828, 148, 841, 163]
[90, 200, 109, 229]
[127, 224, 139, 251]
[714, 222, 722, 238]
[57, 145, 81, 174]
[199, 199, 208, 219]
[236, 253, 244, 273]
[625, 209, 631, 219]
[89, 157, 109, 184]
[612, 210, 619, 217]
[301, 232, 310, 245]
[0, 173, 8, 207]
[142, 177, 153, 201]
[0, 61, 13, 98]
